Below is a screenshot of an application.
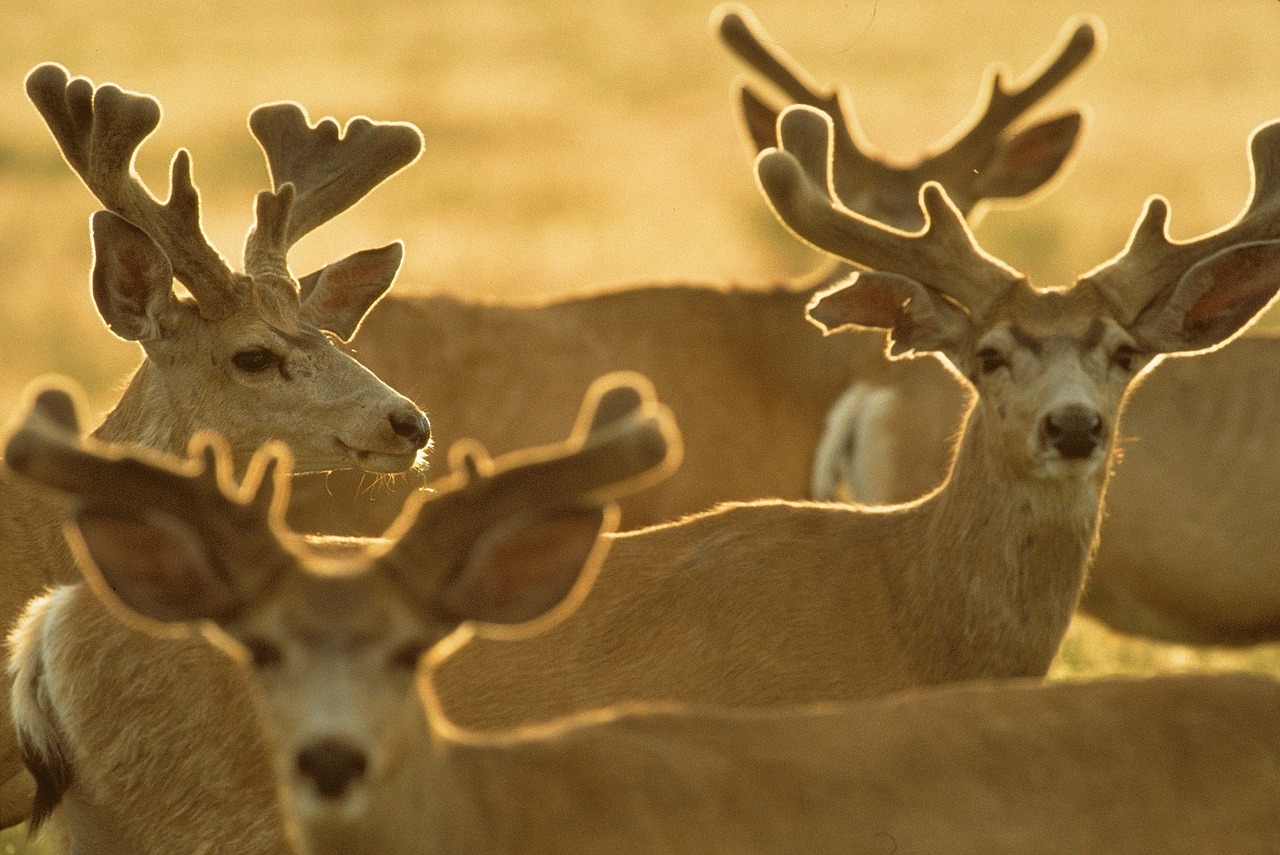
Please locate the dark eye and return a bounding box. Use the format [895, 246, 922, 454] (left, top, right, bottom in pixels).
[389, 640, 429, 672]
[1111, 345, 1141, 372]
[976, 348, 1009, 375]
[242, 636, 284, 668]
[232, 348, 279, 374]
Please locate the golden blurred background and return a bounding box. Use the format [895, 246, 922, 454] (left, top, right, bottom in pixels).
[3, 0, 1280, 847]
[5, 0, 1280, 420]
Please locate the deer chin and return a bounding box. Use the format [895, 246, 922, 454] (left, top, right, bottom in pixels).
[292, 777, 371, 826]
[1030, 451, 1104, 482]
[327, 438, 431, 475]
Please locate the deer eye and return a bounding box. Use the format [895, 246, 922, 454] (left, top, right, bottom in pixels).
[976, 347, 1009, 375]
[232, 348, 280, 374]
[389, 640, 430, 672]
[242, 636, 284, 669]
[1111, 344, 1141, 373]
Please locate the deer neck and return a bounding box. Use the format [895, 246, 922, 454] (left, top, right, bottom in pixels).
[909, 400, 1108, 680]
[92, 359, 197, 456]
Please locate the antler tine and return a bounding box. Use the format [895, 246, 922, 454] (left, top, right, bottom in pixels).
[1087, 119, 1280, 323]
[756, 105, 1019, 314]
[716, 4, 884, 188]
[382, 376, 681, 566]
[928, 18, 1098, 181]
[25, 63, 245, 319]
[5, 382, 290, 579]
[245, 102, 423, 277]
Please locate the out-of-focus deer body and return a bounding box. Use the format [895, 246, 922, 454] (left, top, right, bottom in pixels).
[8, 386, 1280, 855]
[432, 105, 1280, 730]
[287, 7, 1097, 535]
[6, 375, 679, 854]
[0, 64, 430, 830]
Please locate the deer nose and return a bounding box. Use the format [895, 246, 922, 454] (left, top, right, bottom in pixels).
[388, 407, 431, 451]
[1040, 404, 1105, 460]
[296, 738, 369, 800]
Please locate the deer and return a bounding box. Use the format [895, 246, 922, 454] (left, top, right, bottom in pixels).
[812, 311, 1280, 647]
[284, 5, 1096, 537]
[424, 103, 1280, 732]
[0, 63, 431, 832]
[8, 384, 1280, 855]
[5, 373, 679, 855]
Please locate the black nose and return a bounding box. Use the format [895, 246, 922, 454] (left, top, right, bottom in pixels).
[389, 408, 431, 450]
[296, 738, 368, 800]
[1041, 405, 1105, 460]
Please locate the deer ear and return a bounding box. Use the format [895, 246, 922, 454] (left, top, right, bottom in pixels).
[68, 506, 238, 626]
[1132, 240, 1280, 354]
[299, 241, 403, 341]
[969, 112, 1082, 201]
[442, 506, 609, 626]
[90, 210, 181, 342]
[807, 272, 969, 357]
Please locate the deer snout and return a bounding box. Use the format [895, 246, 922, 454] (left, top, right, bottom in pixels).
[296, 737, 369, 800]
[388, 406, 431, 451]
[1039, 404, 1105, 460]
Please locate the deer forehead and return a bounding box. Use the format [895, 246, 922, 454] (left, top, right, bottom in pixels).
[979, 282, 1129, 348]
[205, 287, 327, 350]
[255, 563, 426, 649]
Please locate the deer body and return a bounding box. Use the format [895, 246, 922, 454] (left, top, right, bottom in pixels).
[1087, 332, 1280, 642]
[9, 587, 300, 855]
[316, 283, 895, 531]
[286, 8, 1095, 535]
[7, 387, 1278, 854]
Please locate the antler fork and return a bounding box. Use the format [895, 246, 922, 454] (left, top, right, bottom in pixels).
[718, 5, 1097, 214]
[244, 103, 423, 279]
[27, 63, 425, 306]
[26, 63, 245, 318]
[755, 105, 1019, 315]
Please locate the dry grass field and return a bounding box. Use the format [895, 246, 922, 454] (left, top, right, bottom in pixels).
[3, 0, 1280, 849]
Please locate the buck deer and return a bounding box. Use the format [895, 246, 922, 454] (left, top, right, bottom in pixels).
[5, 373, 678, 855]
[8, 386, 1279, 855]
[813, 318, 1280, 646]
[285, 6, 1095, 536]
[427, 104, 1280, 731]
[0, 63, 430, 830]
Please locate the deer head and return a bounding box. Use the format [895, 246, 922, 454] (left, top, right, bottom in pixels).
[757, 105, 1280, 483]
[5, 372, 681, 823]
[26, 64, 431, 473]
[717, 5, 1098, 228]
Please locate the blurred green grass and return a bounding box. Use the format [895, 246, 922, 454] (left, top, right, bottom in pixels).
[3, 2, 1280, 848]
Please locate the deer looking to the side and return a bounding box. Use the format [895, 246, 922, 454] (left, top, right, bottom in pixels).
[8, 386, 1280, 855]
[6, 374, 679, 855]
[430, 103, 1280, 731]
[0, 63, 430, 831]
[286, 6, 1096, 536]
